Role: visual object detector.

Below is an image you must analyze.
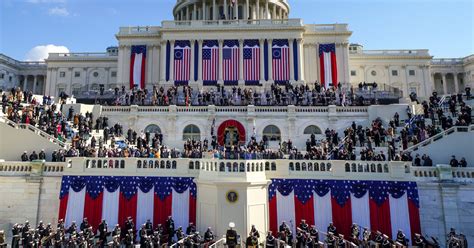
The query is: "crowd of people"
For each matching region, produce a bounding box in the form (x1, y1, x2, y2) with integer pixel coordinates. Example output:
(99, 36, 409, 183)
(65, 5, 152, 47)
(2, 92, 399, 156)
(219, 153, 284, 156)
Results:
(5, 218, 468, 248)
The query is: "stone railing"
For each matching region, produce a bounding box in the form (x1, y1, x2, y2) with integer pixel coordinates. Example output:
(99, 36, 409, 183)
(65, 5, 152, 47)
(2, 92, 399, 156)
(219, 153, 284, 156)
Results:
(403, 125, 474, 154)
(118, 26, 161, 35)
(0, 161, 64, 177)
(161, 19, 304, 29)
(352, 49, 430, 57)
(0, 54, 46, 67)
(0, 117, 69, 148)
(431, 58, 464, 65)
(48, 53, 116, 58)
(305, 24, 349, 33)
(411, 165, 474, 183)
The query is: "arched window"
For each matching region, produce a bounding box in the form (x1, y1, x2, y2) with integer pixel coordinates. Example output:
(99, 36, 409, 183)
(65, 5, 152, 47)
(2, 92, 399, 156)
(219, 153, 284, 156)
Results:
(304, 125, 322, 135)
(263, 125, 281, 141)
(183, 124, 201, 141)
(145, 124, 161, 135)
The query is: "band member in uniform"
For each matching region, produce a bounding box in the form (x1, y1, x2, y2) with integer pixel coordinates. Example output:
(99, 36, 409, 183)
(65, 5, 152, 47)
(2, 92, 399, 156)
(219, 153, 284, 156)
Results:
(57, 219, 65, 230)
(204, 227, 215, 245)
(80, 218, 90, 232)
(166, 216, 175, 244)
(112, 224, 121, 239)
(145, 219, 153, 236)
(246, 232, 259, 248)
(265, 231, 276, 248)
(279, 221, 290, 233)
(67, 221, 77, 238)
(125, 217, 135, 242)
(337, 234, 346, 248)
(250, 225, 260, 240)
(327, 222, 338, 236)
(98, 219, 108, 248)
(395, 229, 408, 246)
(299, 220, 309, 232)
(0, 230, 6, 248)
(124, 229, 134, 247)
(11, 223, 21, 248)
(226, 222, 238, 248)
(176, 227, 185, 242)
(374, 231, 383, 246)
(279, 223, 293, 246)
(325, 232, 336, 248)
(139, 225, 149, 248)
(362, 227, 371, 247)
(295, 230, 305, 248)
(305, 234, 315, 248)
(186, 222, 196, 235)
(413, 233, 426, 247)
(309, 225, 319, 244)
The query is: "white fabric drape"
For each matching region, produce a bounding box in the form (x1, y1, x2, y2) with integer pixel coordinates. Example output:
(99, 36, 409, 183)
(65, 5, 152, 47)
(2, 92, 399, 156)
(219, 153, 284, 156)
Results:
(102, 189, 119, 230)
(389, 194, 411, 240)
(313, 191, 332, 241)
(65, 187, 86, 230)
(350, 193, 371, 239)
(172, 188, 190, 231)
(133, 53, 143, 87)
(276, 190, 296, 234)
(136, 189, 154, 230)
(323, 52, 332, 88)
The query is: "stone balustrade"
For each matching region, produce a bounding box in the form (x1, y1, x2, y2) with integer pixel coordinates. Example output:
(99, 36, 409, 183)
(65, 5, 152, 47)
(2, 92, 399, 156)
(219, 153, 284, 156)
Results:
(2, 159, 472, 183)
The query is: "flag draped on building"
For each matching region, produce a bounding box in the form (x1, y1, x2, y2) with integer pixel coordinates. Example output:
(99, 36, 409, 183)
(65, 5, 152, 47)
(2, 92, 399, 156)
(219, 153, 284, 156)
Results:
(223, 40, 239, 85)
(272, 39, 290, 83)
(268, 179, 421, 244)
(58, 176, 196, 232)
(319, 43, 338, 89)
(243, 40, 260, 85)
(130, 45, 147, 89)
(202, 40, 219, 85)
(174, 41, 191, 84)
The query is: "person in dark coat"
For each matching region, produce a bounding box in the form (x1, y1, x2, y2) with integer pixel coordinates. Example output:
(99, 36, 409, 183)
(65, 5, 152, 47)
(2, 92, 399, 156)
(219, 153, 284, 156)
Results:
(225, 223, 238, 248)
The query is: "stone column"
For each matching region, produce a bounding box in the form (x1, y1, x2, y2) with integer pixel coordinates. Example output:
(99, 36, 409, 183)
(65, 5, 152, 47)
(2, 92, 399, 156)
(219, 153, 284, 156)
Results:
(442, 73, 448, 95)
(123, 45, 131, 89)
(45, 70, 51, 96)
(259, 39, 265, 84)
(190, 40, 196, 84)
(202, 0, 206, 20)
(213, 0, 217, 20)
(235, 0, 239, 19)
(245, 0, 249, 19)
(239, 39, 244, 85)
(23, 75, 28, 91)
(289, 39, 295, 83)
(267, 39, 273, 83)
(279, 6, 283, 19)
(117, 45, 124, 86)
(265, 0, 269, 19)
(272, 3, 276, 19)
(198, 40, 203, 83)
(160, 41, 167, 83)
(297, 38, 305, 83)
(224, 0, 227, 19)
(33, 75, 37, 93)
(256, 0, 260, 19)
(193, 3, 198, 20)
(170, 41, 175, 83)
(218, 39, 224, 84)
(454, 73, 459, 93)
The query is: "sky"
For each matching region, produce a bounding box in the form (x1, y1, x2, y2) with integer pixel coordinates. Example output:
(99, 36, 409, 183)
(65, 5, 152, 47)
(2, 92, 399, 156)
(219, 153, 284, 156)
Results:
(0, 0, 473, 61)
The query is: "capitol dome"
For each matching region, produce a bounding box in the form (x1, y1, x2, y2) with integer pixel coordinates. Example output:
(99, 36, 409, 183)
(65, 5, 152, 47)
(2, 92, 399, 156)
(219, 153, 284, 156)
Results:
(173, 0, 290, 21)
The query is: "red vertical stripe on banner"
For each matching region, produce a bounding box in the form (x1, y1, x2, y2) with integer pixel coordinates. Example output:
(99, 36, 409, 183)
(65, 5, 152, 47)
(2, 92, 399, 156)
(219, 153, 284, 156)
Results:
(189, 195, 197, 224)
(369, 199, 392, 238)
(130, 53, 136, 89)
(118, 194, 138, 231)
(269, 196, 278, 234)
(408, 200, 421, 243)
(58, 194, 68, 221)
(295, 195, 315, 227)
(331, 51, 338, 88)
(83, 192, 103, 232)
(319, 54, 325, 87)
(153, 195, 173, 228)
(331, 197, 352, 237)
(141, 54, 146, 89)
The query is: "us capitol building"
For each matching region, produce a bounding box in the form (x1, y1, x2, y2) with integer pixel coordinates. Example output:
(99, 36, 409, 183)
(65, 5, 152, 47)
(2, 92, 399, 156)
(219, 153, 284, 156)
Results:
(0, 0, 473, 247)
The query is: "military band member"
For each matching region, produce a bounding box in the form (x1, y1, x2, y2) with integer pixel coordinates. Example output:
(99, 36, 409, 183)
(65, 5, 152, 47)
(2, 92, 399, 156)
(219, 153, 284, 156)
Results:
(204, 227, 215, 243)
(279, 221, 290, 233)
(139, 225, 148, 248)
(299, 219, 309, 232)
(325, 232, 336, 248)
(98, 219, 108, 248)
(166, 216, 175, 244)
(413, 233, 426, 247)
(22, 221, 31, 242)
(246, 232, 258, 248)
(186, 222, 196, 235)
(0, 230, 6, 248)
(265, 231, 276, 248)
(226, 222, 238, 248)
(327, 222, 338, 236)
(337, 234, 346, 248)
(176, 226, 185, 241)
(124, 229, 134, 248)
(374, 231, 383, 245)
(250, 225, 260, 239)
(396, 229, 408, 246)
(11, 223, 21, 248)
(80, 218, 90, 232)
(381, 234, 393, 248)
(305, 234, 315, 248)
(112, 224, 121, 238)
(145, 219, 153, 236)
(295, 230, 305, 248)
(57, 219, 65, 230)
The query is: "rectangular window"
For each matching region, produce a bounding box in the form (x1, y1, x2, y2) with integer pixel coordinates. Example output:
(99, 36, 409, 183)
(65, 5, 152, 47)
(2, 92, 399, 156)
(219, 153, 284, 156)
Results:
(9, 76, 12, 82)
(391, 70, 398, 76)
(350, 70, 357, 76)
(111, 71, 117, 77)
(409, 70, 416, 76)
(59, 72, 66, 78)
(72, 86, 82, 96)
(74, 71, 81, 77)
(0, 74, 4, 79)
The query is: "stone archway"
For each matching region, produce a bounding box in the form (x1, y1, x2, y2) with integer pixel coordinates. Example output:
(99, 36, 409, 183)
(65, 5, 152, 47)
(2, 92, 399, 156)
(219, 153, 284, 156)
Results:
(217, 119, 246, 146)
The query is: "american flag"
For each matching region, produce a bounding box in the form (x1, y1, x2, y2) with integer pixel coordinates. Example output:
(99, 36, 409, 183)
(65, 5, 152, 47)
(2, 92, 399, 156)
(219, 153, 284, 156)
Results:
(243, 40, 260, 83)
(272, 39, 290, 82)
(223, 40, 239, 84)
(202, 40, 219, 83)
(174, 40, 191, 83)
